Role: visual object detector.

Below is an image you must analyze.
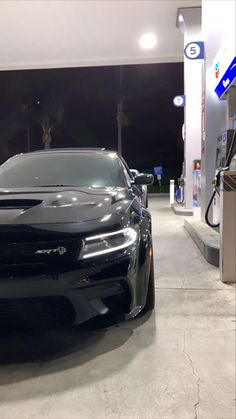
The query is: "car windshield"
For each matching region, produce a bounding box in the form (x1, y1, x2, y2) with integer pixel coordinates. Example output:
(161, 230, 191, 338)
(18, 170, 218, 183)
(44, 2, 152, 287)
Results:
(0, 152, 128, 188)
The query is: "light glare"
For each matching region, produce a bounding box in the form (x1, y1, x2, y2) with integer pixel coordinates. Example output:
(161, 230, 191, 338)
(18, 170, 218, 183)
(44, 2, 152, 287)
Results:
(139, 33, 157, 49)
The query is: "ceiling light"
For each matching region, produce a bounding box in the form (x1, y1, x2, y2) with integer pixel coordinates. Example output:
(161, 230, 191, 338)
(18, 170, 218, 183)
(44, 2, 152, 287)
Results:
(139, 33, 157, 49)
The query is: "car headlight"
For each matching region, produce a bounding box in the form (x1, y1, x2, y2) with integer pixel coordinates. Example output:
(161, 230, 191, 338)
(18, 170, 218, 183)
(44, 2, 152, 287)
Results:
(79, 227, 137, 260)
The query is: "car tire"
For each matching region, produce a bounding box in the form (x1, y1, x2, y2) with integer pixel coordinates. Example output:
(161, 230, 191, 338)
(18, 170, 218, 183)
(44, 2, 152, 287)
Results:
(142, 254, 155, 314)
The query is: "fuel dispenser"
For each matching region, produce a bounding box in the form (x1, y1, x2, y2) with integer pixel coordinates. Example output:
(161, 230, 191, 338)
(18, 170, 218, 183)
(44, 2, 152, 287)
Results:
(205, 130, 236, 228)
(193, 160, 201, 207)
(175, 177, 185, 204)
(175, 162, 185, 204)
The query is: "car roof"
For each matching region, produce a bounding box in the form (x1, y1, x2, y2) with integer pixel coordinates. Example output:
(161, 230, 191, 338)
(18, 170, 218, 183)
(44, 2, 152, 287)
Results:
(15, 148, 119, 157)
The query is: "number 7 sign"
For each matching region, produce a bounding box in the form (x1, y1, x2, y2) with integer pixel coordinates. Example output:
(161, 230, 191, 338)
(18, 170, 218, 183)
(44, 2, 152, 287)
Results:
(173, 95, 185, 107)
(184, 42, 204, 60)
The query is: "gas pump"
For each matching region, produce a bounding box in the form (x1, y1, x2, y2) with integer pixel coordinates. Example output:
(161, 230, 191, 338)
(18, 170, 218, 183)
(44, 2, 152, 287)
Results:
(205, 129, 236, 228)
(175, 161, 185, 204)
(193, 160, 201, 207)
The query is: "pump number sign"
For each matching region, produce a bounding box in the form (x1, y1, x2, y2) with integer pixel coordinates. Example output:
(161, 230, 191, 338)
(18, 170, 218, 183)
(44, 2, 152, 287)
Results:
(173, 95, 185, 107)
(184, 42, 204, 60)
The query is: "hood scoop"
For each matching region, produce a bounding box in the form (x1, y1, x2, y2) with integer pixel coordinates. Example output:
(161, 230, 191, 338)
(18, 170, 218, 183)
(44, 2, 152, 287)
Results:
(0, 199, 42, 210)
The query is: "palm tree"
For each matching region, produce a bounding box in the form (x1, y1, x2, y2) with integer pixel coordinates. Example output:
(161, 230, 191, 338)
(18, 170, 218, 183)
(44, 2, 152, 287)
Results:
(0, 70, 65, 153)
(36, 96, 64, 149)
(117, 66, 129, 155)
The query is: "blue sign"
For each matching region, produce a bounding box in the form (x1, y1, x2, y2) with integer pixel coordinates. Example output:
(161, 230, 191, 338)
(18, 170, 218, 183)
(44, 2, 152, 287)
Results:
(154, 166, 163, 176)
(184, 41, 204, 60)
(173, 95, 185, 107)
(215, 56, 236, 99)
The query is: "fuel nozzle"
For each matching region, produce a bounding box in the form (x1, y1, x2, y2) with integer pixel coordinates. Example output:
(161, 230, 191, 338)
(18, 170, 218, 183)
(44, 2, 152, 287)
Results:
(177, 177, 184, 187)
(213, 167, 229, 189)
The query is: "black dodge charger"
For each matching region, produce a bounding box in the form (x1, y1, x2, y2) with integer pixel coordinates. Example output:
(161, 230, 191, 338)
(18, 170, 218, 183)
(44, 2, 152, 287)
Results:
(0, 148, 154, 328)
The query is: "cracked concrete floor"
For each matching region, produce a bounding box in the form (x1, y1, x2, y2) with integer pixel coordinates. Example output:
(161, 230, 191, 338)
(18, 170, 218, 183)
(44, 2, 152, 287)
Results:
(0, 196, 235, 419)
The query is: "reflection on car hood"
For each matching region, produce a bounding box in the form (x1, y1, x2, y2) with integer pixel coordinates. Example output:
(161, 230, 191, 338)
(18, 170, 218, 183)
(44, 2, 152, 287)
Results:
(0, 187, 134, 225)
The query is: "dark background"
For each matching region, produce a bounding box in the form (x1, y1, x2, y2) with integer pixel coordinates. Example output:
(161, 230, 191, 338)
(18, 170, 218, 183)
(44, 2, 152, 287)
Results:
(0, 62, 184, 181)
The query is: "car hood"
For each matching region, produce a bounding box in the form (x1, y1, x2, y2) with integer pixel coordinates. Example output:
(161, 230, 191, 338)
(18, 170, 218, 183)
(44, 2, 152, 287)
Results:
(0, 187, 134, 225)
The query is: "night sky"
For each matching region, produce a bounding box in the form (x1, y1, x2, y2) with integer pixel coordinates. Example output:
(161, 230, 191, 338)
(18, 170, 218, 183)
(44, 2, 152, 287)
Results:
(0, 62, 184, 176)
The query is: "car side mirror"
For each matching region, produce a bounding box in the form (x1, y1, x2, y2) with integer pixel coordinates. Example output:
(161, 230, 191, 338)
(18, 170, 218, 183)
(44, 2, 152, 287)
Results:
(135, 173, 154, 185)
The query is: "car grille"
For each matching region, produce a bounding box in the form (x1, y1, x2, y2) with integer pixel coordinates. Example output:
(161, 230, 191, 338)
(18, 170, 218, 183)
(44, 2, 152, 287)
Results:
(0, 239, 80, 266)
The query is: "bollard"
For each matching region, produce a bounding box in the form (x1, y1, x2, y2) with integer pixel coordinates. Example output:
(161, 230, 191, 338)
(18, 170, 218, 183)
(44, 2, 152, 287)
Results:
(170, 180, 175, 206)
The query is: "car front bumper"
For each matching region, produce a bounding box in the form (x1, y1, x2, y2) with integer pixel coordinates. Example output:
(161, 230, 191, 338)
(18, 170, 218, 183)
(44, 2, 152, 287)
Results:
(0, 254, 141, 327)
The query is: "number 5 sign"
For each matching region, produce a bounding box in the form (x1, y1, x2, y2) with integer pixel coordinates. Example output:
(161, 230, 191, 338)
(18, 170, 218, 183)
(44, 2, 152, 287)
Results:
(184, 42, 204, 60)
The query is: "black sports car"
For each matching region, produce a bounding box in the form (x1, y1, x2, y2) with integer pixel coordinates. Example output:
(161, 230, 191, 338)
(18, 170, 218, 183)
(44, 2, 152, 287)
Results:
(0, 148, 154, 328)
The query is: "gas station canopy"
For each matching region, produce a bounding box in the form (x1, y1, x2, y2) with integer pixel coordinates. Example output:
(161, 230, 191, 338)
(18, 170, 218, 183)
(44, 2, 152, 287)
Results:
(0, 0, 200, 71)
